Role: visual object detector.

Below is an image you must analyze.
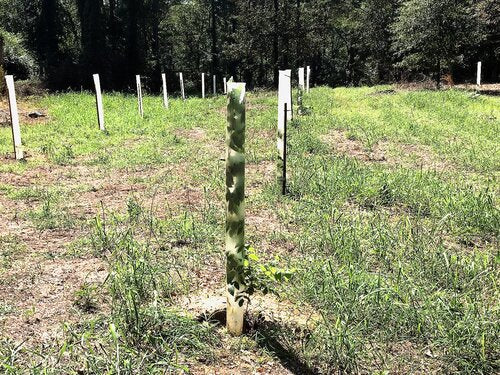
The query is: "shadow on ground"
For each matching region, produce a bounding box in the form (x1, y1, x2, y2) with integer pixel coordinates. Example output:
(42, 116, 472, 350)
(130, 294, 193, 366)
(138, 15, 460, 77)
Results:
(199, 309, 318, 374)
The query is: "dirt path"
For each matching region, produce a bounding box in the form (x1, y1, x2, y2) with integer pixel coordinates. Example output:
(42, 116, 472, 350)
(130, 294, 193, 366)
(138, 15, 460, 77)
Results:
(453, 83, 500, 95)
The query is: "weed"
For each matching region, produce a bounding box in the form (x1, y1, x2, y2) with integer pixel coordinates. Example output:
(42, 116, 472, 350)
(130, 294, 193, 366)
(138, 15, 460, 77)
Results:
(0, 235, 24, 271)
(74, 282, 100, 313)
(27, 190, 75, 230)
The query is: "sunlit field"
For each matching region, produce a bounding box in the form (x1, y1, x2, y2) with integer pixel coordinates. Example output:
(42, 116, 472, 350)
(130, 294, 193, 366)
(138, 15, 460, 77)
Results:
(0, 86, 498, 373)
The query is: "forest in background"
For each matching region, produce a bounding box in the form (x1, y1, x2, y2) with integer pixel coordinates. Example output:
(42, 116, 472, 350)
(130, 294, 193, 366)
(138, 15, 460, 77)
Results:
(0, 0, 499, 92)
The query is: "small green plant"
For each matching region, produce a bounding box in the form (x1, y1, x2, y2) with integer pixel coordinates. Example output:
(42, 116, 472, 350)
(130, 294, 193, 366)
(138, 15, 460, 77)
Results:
(297, 88, 311, 116)
(73, 282, 100, 313)
(0, 302, 14, 317)
(243, 246, 295, 297)
(126, 196, 143, 222)
(52, 143, 75, 165)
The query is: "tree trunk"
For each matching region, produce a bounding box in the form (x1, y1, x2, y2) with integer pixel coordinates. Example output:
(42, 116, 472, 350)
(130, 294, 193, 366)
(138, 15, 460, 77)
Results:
(435, 59, 441, 89)
(151, 0, 161, 91)
(283, 0, 289, 68)
(211, 0, 219, 76)
(107, 0, 119, 88)
(126, 0, 140, 82)
(272, 0, 279, 86)
(0, 35, 5, 94)
(296, 0, 301, 66)
(78, 0, 104, 88)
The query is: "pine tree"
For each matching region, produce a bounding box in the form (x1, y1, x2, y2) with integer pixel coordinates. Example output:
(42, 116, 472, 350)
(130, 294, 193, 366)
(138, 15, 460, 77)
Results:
(77, 0, 106, 86)
(0, 34, 4, 94)
(392, 0, 479, 86)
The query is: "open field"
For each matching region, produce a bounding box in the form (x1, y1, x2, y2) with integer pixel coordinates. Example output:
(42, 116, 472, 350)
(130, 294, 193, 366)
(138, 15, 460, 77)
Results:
(0, 86, 499, 373)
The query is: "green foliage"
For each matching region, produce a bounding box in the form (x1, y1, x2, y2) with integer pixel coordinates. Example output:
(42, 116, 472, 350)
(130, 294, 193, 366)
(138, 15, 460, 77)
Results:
(80, 203, 218, 372)
(40, 141, 76, 165)
(0, 33, 4, 94)
(392, 0, 480, 84)
(0, 30, 37, 79)
(243, 246, 295, 297)
(0, 65, 4, 94)
(1, 0, 498, 89)
(0, 235, 24, 272)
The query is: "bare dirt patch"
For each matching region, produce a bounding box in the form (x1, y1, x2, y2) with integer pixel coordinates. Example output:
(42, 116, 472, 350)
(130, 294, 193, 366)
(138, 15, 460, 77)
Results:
(453, 83, 500, 96)
(0, 159, 211, 347)
(247, 128, 275, 141)
(0, 161, 207, 218)
(322, 129, 456, 172)
(181, 292, 319, 375)
(0, 223, 106, 346)
(1, 256, 107, 346)
(183, 292, 318, 332)
(247, 160, 275, 193)
(0, 99, 49, 127)
(247, 103, 271, 112)
(394, 81, 439, 91)
(247, 209, 280, 237)
(174, 127, 206, 141)
(322, 130, 386, 163)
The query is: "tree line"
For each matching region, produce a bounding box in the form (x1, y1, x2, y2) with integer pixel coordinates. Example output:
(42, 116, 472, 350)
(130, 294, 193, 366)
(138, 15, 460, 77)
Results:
(0, 0, 498, 92)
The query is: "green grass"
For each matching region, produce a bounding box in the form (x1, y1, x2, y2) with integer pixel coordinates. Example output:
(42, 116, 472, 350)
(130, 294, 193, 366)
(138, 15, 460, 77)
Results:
(0, 86, 498, 373)
(318, 87, 499, 173)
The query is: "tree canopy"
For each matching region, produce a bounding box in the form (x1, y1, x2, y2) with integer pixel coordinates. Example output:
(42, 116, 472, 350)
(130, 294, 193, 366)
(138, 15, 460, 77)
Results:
(0, 0, 498, 91)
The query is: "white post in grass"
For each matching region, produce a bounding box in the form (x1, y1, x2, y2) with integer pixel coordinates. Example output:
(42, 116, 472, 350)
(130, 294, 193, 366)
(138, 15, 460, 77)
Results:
(280, 70, 293, 120)
(223, 77, 227, 94)
(162, 73, 169, 108)
(213, 75, 216, 95)
(5, 75, 23, 160)
(298, 67, 305, 114)
(298, 67, 305, 91)
(202, 73, 205, 98)
(136, 75, 143, 117)
(306, 66, 311, 93)
(180, 72, 185, 100)
(93, 74, 105, 131)
(278, 70, 292, 156)
(477, 62, 482, 87)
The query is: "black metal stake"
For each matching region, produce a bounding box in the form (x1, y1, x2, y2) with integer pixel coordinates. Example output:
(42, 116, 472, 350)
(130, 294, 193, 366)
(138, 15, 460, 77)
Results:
(282, 102, 287, 195)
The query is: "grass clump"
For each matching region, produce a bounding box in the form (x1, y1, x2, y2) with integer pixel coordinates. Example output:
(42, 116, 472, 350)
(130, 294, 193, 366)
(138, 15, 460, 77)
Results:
(26, 190, 75, 230)
(0, 204, 219, 373)
(96, 204, 219, 372)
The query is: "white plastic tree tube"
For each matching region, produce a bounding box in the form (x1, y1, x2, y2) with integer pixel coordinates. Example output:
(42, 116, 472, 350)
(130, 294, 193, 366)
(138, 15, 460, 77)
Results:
(93, 74, 105, 130)
(5, 75, 24, 160)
